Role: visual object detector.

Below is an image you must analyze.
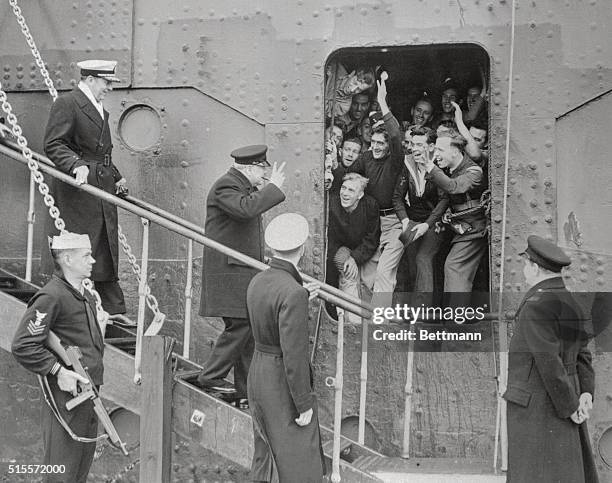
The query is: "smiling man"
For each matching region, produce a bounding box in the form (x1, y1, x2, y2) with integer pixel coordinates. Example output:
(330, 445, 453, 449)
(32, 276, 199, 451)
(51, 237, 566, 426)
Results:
(393, 127, 446, 304)
(43, 60, 128, 316)
(423, 131, 487, 298)
(327, 173, 380, 321)
(198, 145, 286, 402)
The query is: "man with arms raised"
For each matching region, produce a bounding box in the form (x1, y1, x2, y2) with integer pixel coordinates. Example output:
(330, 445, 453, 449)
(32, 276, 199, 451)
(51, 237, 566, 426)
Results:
(350, 73, 405, 308)
(422, 131, 487, 297)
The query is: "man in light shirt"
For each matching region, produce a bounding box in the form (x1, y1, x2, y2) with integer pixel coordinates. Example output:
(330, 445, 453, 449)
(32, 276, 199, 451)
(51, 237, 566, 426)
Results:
(43, 60, 129, 316)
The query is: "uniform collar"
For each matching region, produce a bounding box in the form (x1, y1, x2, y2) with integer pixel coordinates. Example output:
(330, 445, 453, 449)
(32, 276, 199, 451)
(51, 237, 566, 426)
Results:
(525, 276, 565, 298)
(78, 81, 104, 118)
(52, 273, 87, 300)
(269, 257, 303, 284)
(228, 166, 255, 190)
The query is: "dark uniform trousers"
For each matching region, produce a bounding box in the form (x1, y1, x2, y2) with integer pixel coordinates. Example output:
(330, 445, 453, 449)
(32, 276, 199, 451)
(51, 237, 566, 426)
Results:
(199, 316, 254, 398)
(41, 379, 98, 483)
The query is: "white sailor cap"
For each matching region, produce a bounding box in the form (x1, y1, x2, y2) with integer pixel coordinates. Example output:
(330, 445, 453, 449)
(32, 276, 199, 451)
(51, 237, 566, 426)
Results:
(265, 213, 309, 251)
(77, 59, 121, 82)
(49, 232, 92, 250)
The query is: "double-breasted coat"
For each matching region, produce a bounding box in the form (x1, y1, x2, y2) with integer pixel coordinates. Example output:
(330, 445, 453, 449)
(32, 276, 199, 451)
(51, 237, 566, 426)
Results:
(246, 258, 325, 482)
(199, 167, 285, 319)
(503, 277, 598, 483)
(43, 88, 123, 281)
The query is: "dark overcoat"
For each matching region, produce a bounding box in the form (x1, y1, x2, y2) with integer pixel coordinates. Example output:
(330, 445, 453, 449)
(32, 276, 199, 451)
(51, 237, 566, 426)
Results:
(43, 88, 123, 281)
(199, 167, 285, 319)
(246, 258, 324, 482)
(503, 277, 598, 483)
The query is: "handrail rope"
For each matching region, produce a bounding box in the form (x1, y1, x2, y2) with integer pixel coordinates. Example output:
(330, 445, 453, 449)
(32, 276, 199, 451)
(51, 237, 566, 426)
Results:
(8, 0, 164, 322)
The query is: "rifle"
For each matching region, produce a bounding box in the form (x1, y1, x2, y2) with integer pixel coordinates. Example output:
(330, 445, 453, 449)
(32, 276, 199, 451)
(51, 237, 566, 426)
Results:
(46, 331, 129, 456)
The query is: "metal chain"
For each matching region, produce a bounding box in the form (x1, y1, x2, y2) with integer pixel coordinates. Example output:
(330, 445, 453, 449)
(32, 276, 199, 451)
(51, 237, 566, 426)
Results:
(8, 0, 165, 323)
(8, 0, 58, 100)
(118, 225, 161, 315)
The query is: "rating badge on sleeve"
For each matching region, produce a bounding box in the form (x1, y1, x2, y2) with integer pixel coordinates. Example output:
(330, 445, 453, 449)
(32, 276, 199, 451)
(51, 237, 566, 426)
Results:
(27, 310, 47, 336)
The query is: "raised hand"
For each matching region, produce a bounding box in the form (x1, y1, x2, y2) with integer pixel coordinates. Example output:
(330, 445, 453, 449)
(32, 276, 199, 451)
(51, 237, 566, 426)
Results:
(268, 161, 287, 190)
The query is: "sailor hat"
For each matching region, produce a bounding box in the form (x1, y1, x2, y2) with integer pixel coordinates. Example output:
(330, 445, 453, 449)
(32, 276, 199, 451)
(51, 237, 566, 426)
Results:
(520, 235, 571, 273)
(265, 213, 309, 252)
(230, 144, 270, 167)
(77, 59, 121, 82)
(50, 232, 92, 250)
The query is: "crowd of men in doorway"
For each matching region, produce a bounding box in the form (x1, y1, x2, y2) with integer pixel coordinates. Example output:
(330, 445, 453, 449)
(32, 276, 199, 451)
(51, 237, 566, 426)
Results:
(324, 69, 490, 319)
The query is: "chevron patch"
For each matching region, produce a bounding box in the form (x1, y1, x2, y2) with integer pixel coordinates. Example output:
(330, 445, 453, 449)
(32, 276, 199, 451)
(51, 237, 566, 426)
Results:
(27, 310, 47, 336)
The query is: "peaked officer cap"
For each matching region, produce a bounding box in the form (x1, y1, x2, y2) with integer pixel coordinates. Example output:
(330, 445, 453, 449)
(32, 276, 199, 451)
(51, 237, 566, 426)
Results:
(230, 144, 270, 166)
(520, 235, 571, 273)
(265, 213, 309, 252)
(77, 59, 121, 82)
(50, 232, 92, 250)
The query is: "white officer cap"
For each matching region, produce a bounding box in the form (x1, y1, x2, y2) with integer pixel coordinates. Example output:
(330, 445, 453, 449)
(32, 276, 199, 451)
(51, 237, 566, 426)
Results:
(265, 213, 309, 251)
(50, 232, 92, 250)
(77, 59, 121, 82)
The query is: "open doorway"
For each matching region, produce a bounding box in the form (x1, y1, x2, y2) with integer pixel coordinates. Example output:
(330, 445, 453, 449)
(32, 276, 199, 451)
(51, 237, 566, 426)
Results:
(324, 43, 491, 318)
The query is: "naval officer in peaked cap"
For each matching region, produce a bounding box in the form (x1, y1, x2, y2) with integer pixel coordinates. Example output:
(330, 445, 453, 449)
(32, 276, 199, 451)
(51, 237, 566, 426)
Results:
(197, 144, 287, 400)
(503, 235, 598, 482)
(43, 59, 129, 317)
(246, 213, 325, 482)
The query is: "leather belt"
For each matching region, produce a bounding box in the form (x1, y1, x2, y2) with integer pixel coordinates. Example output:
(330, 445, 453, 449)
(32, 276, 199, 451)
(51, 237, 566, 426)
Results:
(81, 152, 112, 166)
(451, 200, 481, 213)
(379, 207, 395, 216)
(255, 342, 282, 356)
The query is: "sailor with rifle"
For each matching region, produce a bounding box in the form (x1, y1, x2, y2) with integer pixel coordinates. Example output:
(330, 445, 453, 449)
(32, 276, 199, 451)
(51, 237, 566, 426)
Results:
(12, 232, 127, 483)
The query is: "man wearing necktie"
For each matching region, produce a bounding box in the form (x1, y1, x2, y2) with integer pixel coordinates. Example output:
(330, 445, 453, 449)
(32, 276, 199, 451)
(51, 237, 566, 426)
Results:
(43, 60, 128, 315)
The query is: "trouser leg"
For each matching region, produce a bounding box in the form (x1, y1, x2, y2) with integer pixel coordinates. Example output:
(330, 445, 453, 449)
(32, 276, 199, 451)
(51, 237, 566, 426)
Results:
(93, 280, 126, 315)
(414, 229, 444, 305)
(339, 268, 361, 323)
(42, 379, 98, 483)
(372, 215, 405, 308)
(444, 238, 487, 309)
(199, 317, 252, 396)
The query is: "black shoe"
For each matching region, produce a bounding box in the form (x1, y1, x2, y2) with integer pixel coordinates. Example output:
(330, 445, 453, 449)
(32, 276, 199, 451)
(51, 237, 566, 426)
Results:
(197, 377, 237, 394)
(235, 398, 249, 410)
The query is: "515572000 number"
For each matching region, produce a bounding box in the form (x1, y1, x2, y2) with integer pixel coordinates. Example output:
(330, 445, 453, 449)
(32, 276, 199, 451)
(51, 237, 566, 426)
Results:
(8, 464, 66, 474)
